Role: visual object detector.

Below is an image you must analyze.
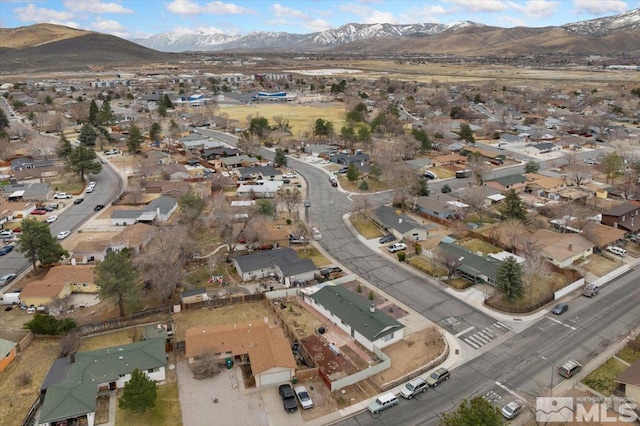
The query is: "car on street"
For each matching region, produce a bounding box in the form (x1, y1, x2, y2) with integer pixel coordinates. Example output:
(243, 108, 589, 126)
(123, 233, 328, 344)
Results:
(85, 186, 94, 193)
(294, 386, 314, 409)
(94, 204, 105, 211)
(425, 367, 450, 387)
(379, 234, 396, 244)
(57, 231, 71, 240)
(46, 215, 58, 223)
(582, 283, 599, 297)
(278, 384, 298, 413)
(551, 303, 568, 315)
(0, 273, 17, 286)
(387, 242, 407, 253)
(501, 401, 524, 419)
(43, 205, 55, 212)
(73, 198, 84, 205)
(31, 209, 47, 215)
(0, 245, 15, 256)
(400, 377, 428, 399)
(367, 392, 399, 414)
(53, 192, 72, 199)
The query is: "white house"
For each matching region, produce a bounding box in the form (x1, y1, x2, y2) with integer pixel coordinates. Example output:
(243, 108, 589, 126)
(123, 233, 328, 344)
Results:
(233, 248, 317, 286)
(110, 196, 178, 225)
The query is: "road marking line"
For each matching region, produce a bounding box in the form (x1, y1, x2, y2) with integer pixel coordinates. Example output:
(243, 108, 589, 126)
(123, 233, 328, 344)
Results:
(468, 335, 486, 345)
(496, 321, 511, 330)
(495, 381, 528, 402)
(464, 338, 480, 349)
(454, 326, 475, 338)
(547, 317, 577, 331)
(482, 328, 495, 338)
(475, 334, 491, 344)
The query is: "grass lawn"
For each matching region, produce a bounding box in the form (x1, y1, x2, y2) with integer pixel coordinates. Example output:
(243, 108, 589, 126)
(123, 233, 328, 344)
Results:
(407, 257, 447, 276)
(295, 246, 331, 267)
(116, 383, 182, 426)
(582, 358, 627, 396)
(461, 239, 501, 254)
(617, 344, 640, 364)
(79, 329, 134, 352)
(486, 273, 565, 313)
(444, 277, 473, 290)
(350, 216, 383, 239)
(339, 177, 389, 193)
(46, 175, 86, 195)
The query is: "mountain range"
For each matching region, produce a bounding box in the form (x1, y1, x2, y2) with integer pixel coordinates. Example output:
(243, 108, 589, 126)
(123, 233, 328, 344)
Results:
(130, 8, 640, 53)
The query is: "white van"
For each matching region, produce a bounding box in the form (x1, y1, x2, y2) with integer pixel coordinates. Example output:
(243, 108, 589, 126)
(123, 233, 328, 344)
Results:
(367, 392, 399, 414)
(607, 246, 627, 257)
(0, 291, 21, 305)
(1, 230, 14, 240)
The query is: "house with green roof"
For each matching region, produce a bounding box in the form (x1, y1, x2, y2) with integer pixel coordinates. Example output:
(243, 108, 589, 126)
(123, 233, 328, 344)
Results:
(305, 285, 404, 351)
(437, 241, 502, 285)
(38, 338, 167, 426)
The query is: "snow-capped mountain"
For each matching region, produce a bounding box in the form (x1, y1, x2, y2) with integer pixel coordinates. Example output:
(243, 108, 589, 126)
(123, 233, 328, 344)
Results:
(130, 9, 638, 52)
(562, 8, 640, 36)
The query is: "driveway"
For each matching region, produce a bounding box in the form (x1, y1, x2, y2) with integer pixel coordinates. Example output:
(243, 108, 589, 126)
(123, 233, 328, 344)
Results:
(177, 357, 301, 426)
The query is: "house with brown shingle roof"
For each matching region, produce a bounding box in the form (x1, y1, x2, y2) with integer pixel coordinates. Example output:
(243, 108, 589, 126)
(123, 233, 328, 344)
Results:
(614, 358, 640, 407)
(111, 223, 156, 253)
(601, 202, 640, 234)
(71, 240, 111, 262)
(20, 265, 96, 307)
(531, 229, 593, 268)
(185, 321, 296, 387)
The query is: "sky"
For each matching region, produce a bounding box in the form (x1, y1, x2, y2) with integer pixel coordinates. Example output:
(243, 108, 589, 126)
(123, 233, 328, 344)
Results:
(0, 0, 638, 39)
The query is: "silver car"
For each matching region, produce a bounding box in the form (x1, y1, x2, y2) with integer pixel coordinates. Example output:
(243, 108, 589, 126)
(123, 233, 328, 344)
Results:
(501, 401, 523, 419)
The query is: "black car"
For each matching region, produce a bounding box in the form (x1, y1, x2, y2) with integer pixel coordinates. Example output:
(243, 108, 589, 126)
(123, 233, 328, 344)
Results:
(278, 384, 298, 413)
(94, 204, 105, 211)
(74, 198, 84, 205)
(552, 303, 568, 315)
(379, 234, 396, 244)
(0, 245, 15, 256)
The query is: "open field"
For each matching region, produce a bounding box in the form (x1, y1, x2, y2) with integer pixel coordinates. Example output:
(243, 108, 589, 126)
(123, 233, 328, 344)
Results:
(0, 337, 61, 426)
(115, 383, 182, 426)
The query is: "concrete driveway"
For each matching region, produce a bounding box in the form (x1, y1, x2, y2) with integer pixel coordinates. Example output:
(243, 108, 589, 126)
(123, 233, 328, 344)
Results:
(176, 357, 302, 426)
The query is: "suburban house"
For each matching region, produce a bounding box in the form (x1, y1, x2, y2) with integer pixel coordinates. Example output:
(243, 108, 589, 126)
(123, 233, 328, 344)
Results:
(525, 173, 566, 196)
(202, 146, 239, 160)
(432, 153, 466, 167)
(614, 358, 640, 407)
(185, 321, 296, 387)
(10, 157, 56, 171)
(531, 229, 593, 268)
(110, 196, 178, 225)
(374, 205, 434, 241)
(180, 287, 210, 305)
(303, 284, 404, 351)
(414, 194, 467, 219)
(330, 152, 370, 166)
(38, 338, 167, 426)
(220, 155, 260, 169)
(530, 142, 561, 153)
(0, 200, 36, 218)
(485, 174, 527, 194)
(456, 186, 503, 208)
(20, 265, 97, 308)
(13, 165, 59, 182)
(552, 218, 626, 249)
(237, 165, 283, 181)
(437, 240, 502, 285)
(71, 239, 111, 263)
(3, 183, 53, 202)
(233, 248, 317, 286)
(236, 180, 283, 198)
(144, 149, 171, 165)
(162, 163, 190, 181)
(601, 203, 640, 234)
(0, 338, 18, 373)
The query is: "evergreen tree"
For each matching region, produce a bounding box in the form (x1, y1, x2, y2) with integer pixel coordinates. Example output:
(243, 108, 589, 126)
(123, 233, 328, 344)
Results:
(459, 123, 475, 144)
(0, 108, 9, 138)
(369, 163, 383, 181)
(340, 125, 356, 147)
(499, 189, 527, 221)
(149, 122, 162, 142)
(313, 118, 334, 139)
(413, 129, 432, 152)
(274, 148, 287, 168)
(56, 133, 73, 159)
(411, 176, 430, 197)
(248, 117, 271, 139)
(524, 160, 540, 173)
(441, 397, 502, 426)
(346, 163, 359, 182)
(127, 123, 143, 153)
(65, 145, 102, 179)
(88, 99, 99, 125)
(118, 369, 158, 414)
(496, 257, 524, 302)
(98, 100, 116, 125)
(96, 250, 139, 317)
(78, 123, 98, 146)
(16, 218, 69, 270)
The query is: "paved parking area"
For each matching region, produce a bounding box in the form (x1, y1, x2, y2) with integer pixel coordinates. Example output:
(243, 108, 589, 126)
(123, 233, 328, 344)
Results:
(176, 357, 302, 426)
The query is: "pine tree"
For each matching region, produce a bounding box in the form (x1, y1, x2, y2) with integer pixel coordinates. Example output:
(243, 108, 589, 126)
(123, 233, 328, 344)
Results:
(65, 146, 102, 179)
(496, 257, 524, 302)
(459, 123, 475, 144)
(149, 122, 162, 142)
(98, 100, 116, 125)
(56, 133, 73, 159)
(274, 148, 287, 168)
(88, 100, 99, 125)
(346, 163, 359, 182)
(118, 369, 157, 414)
(95, 250, 139, 317)
(127, 123, 143, 153)
(78, 123, 98, 146)
(499, 189, 527, 221)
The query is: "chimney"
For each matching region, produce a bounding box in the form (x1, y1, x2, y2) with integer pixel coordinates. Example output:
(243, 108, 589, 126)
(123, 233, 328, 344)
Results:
(370, 304, 375, 313)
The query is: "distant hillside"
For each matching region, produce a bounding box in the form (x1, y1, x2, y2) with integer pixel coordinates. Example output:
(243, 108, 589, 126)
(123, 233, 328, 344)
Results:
(0, 25, 178, 73)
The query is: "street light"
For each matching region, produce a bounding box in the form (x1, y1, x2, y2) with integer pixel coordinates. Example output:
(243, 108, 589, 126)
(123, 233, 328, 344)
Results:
(539, 355, 554, 397)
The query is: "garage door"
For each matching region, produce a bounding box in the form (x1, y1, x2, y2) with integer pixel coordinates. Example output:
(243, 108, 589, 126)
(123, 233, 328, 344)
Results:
(258, 370, 291, 387)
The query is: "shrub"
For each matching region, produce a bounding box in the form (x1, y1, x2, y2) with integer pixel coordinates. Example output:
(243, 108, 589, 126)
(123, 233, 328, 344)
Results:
(15, 372, 32, 388)
(397, 252, 407, 262)
(24, 314, 76, 335)
(358, 180, 369, 190)
(191, 354, 222, 380)
(286, 219, 292, 225)
(414, 243, 422, 255)
(357, 284, 362, 293)
(368, 291, 375, 301)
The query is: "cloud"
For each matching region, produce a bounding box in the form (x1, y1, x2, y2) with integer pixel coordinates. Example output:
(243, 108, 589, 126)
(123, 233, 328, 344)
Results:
(502, 16, 527, 26)
(399, 5, 448, 23)
(13, 3, 79, 26)
(444, 0, 508, 13)
(340, 3, 400, 24)
(271, 3, 308, 20)
(509, 0, 559, 18)
(90, 17, 129, 37)
(62, 0, 133, 14)
(166, 0, 255, 15)
(303, 18, 333, 32)
(172, 25, 226, 35)
(572, 0, 628, 15)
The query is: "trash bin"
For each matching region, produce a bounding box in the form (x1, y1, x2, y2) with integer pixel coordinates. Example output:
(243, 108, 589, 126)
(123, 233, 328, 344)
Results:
(225, 358, 233, 369)
(292, 377, 298, 384)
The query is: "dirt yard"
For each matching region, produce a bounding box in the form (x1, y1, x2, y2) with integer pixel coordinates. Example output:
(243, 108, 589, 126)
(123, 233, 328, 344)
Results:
(78, 328, 136, 352)
(580, 253, 621, 277)
(371, 327, 446, 388)
(0, 337, 62, 426)
(173, 301, 274, 341)
(276, 299, 326, 339)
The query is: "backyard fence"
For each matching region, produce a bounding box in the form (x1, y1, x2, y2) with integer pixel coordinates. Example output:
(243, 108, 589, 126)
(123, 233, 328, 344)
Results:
(329, 345, 390, 392)
(78, 306, 170, 336)
(181, 293, 264, 310)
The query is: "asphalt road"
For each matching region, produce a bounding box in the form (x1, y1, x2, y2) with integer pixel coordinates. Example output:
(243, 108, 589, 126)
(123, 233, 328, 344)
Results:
(0, 161, 123, 286)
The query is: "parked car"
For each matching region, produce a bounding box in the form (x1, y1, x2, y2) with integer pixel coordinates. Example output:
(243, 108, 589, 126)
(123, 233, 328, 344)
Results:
(31, 209, 47, 215)
(57, 230, 71, 240)
(387, 242, 407, 253)
(94, 204, 105, 211)
(367, 392, 398, 414)
(551, 303, 568, 315)
(46, 215, 58, 223)
(278, 384, 298, 413)
(0, 273, 17, 286)
(53, 192, 72, 199)
(43, 205, 55, 212)
(85, 186, 94, 193)
(294, 386, 314, 409)
(73, 198, 84, 205)
(400, 377, 428, 399)
(1, 230, 14, 240)
(558, 359, 582, 378)
(582, 284, 599, 297)
(425, 368, 450, 387)
(329, 176, 338, 187)
(379, 234, 396, 244)
(0, 245, 15, 256)
(423, 170, 437, 180)
(501, 401, 524, 419)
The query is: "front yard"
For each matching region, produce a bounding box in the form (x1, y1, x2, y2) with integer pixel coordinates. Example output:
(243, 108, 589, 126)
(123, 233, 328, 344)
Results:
(116, 383, 182, 426)
(349, 215, 383, 239)
(581, 358, 627, 396)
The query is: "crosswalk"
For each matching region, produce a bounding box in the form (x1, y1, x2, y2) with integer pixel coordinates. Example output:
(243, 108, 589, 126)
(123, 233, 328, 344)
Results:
(454, 322, 511, 349)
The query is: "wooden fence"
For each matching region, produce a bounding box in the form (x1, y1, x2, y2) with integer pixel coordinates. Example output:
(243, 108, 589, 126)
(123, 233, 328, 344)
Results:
(78, 306, 170, 336)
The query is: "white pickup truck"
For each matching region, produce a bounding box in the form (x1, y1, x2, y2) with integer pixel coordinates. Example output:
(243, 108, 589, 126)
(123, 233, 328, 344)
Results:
(53, 192, 73, 199)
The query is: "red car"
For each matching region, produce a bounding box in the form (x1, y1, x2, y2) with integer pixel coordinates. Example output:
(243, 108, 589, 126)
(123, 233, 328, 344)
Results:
(31, 209, 47, 215)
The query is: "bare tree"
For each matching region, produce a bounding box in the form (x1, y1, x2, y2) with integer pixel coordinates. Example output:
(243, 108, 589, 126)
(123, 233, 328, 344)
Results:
(502, 219, 526, 252)
(565, 154, 590, 187)
(466, 152, 489, 185)
(384, 163, 415, 208)
(352, 195, 374, 221)
(191, 354, 222, 379)
(433, 246, 464, 279)
(59, 330, 81, 357)
(277, 187, 301, 219)
(209, 194, 255, 260)
(127, 176, 145, 206)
